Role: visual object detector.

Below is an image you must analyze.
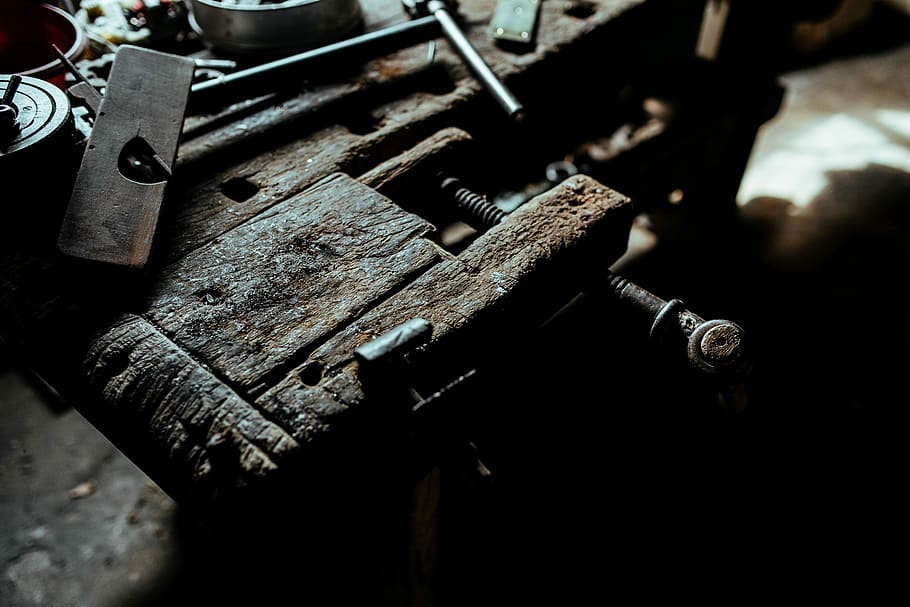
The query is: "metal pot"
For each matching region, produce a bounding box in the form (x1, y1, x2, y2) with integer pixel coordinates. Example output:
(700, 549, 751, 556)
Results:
(0, 1, 87, 90)
(186, 0, 364, 55)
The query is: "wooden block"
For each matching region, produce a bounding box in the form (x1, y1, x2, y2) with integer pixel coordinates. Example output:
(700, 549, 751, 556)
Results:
(145, 172, 442, 394)
(57, 45, 195, 270)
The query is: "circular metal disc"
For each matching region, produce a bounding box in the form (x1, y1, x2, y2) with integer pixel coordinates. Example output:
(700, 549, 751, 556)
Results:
(0, 75, 72, 157)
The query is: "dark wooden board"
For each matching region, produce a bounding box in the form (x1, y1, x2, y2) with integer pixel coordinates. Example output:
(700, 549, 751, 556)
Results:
(166, 0, 700, 261)
(82, 174, 632, 510)
(0, 0, 712, 472)
(145, 173, 442, 395)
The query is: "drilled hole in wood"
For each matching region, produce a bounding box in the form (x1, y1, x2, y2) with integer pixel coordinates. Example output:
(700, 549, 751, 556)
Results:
(298, 362, 324, 386)
(194, 288, 222, 305)
(220, 177, 259, 202)
(342, 111, 382, 136)
(565, 0, 597, 19)
(103, 349, 131, 380)
(416, 67, 457, 95)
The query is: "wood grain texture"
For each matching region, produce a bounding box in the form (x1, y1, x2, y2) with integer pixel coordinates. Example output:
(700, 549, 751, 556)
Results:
(83, 314, 300, 491)
(164, 0, 674, 262)
(256, 175, 633, 436)
(359, 126, 475, 199)
(77, 175, 632, 510)
(166, 84, 469, 263)
(146, 173, 443, 394)
(0, 3, 751, 602)
(0, 0, 703, 539)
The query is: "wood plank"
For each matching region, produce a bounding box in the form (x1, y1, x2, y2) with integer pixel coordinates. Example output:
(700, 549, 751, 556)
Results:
(359, 126, 475, 199)
(80, 175, 632, 500)
(162, 0, 690, 262)
(82, 314, 300, 496)
(145, 173, 443, 394)
(167, 78, 472, 260)
(256, 175, 634, 432)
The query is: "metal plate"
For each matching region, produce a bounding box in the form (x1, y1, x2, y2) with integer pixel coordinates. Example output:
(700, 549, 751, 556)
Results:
(488, 0, 540, 44)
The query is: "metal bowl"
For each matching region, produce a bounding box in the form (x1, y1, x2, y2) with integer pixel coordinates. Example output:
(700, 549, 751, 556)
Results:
(186, 0, 364, 55)
(0, 2, 87, 90)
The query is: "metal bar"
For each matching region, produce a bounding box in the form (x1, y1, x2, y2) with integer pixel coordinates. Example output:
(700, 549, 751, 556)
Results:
(188, 16, 441, 113)
(427, 0, 524, 121)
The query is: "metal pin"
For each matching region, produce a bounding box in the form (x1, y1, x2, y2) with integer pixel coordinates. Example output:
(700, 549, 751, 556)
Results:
(1, 74, 21, 106)
(404, 0, 526, 122)
(0, 75, 22, 144)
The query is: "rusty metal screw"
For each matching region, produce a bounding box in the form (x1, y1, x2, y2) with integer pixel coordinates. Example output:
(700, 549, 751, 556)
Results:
(603, 270, 752, 387)
(688, 319, 747, 377)
(439, 175, 509, 230)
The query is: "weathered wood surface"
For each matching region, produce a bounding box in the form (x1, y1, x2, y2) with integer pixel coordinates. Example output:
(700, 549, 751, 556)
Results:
(359, 126, 476, 200)
(254, 173, 633, 430)
(146, 173, 443, 395)
(0, 0, 706, 543)
(84, 174, 632, 510)
(167, 0, 702, 262)
(83, 313, 299, 486)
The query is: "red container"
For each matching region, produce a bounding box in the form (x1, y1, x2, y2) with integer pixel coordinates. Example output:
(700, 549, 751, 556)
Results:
(0, 1, 87, 90)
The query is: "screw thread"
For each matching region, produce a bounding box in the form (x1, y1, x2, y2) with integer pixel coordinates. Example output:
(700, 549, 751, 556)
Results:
(440, 176, 508, 230)
(606, 271, 630, 296)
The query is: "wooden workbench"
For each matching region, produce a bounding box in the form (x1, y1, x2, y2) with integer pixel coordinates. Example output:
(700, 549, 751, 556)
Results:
(1, 1, 717, 603)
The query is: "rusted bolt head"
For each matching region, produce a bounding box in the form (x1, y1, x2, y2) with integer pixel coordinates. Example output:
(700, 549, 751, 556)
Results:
(700, 322, 743, 366)
(687, 319, 750, 379)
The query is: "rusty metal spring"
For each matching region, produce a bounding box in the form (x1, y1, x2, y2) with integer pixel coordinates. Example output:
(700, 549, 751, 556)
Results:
(439, 176, 508, 230)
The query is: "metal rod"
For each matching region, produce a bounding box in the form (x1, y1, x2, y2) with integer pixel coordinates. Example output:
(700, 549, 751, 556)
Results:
(427, 0, 525, 122)
(189, 16, 441, 113)
(51, 44, 93, 89)
(1, 74, 21, 106)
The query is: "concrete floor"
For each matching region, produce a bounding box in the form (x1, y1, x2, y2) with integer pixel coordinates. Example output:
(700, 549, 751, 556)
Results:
(3, 7, 910, 605)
